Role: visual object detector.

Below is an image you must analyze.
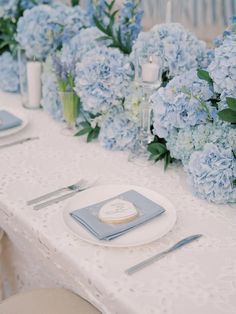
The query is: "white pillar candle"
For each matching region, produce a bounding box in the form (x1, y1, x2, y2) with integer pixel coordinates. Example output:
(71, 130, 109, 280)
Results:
(26, 61, 42, 109)
(166, 0, 172, 24)
(141, 57, 159, 83)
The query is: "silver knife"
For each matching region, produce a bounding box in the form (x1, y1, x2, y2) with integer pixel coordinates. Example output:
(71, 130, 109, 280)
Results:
(125, 234, 203, 275)
(0, 136, 39, 149)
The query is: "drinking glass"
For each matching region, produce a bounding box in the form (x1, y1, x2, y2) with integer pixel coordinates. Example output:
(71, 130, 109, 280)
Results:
(59, 91, 78, 132)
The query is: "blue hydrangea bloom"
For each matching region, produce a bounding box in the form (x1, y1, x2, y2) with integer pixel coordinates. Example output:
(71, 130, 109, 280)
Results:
(41, 57, 62, 120)
(208, 39, 236, 94)
(16, 5, 64, 61)
(0, 0, 18, 18)
(186, 143, 236, 204)
(16, 4, 89, 61)
(19, 0, 52, 10)
(133, 23, 208, 78)
(0, 52, 19, 93)
(214, 16, 236, 47)
(60, 27, 110, 69)
(99, 106, 139, 151)
(75, 46, 133, 115)
(41, 72, 62, 120)
(166, 121, 236, 164)
(60, 5, 90, 44)
(151, 69, 215, 138)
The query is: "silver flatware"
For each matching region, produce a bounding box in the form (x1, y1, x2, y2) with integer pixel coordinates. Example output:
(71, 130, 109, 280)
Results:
(33, 180, 95, 210)
(27, 179, 87, 205)
(125, 234, 203, 275)
(0, 136, 39, 149)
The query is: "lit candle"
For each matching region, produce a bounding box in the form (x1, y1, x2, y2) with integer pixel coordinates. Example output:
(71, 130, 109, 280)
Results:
(166, 0, 172, 24)
(26, 61, 42, 109)
(141, 56, 159, 83)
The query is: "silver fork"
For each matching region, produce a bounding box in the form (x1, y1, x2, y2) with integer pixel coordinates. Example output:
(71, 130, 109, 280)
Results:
(32, 179, 94, 210)
(27, 179, 87, 205)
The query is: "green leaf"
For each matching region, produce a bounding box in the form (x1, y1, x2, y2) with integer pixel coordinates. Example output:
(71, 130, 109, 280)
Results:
(71, 0, 79, 6)
(226, 97, 236, 112)
(111, 9, 119, 20)
(80, 121, 90, 128)
(107, 0, 115, 11)
(108, 43, 120, 49)
(87, 126, 100, 142)
(197, 69, 213, 84)
(155, 143, 167, 153)
(96, 35, 111, 42)
(147, 144, 159, 155)
(148, 142, 167, 155)
(149, 154, 158, 161)
(104, 11, 111, 19)
(148, 137, 174, 170)
(75, 128, 91, 136)
(164, 153, 171, 171)
(233, 179, 236, 186)
(93, 16, 108, 34)
(218, 109, 236, 123)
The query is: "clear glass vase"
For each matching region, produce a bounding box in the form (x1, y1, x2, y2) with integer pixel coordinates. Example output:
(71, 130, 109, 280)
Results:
(59, 91, 78, 132)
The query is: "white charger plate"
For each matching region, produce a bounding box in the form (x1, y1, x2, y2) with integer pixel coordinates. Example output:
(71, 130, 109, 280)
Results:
(63, 185, 177, 248)
(0, 108, 28, 138)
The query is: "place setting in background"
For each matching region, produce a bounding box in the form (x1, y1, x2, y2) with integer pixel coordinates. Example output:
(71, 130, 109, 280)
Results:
(0, 107, 39, 149)
(0, 108, 27, 138)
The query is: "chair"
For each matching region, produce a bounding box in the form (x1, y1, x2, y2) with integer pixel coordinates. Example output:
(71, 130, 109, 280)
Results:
(0, 229, 4, 301)
(0, 288, 101, 314)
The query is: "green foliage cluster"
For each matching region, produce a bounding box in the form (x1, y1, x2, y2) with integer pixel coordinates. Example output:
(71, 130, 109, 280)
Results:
(94, 0, 132, 54)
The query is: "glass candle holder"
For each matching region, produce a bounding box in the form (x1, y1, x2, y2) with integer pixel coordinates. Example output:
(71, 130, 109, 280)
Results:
(59, 91, 78, 131)
(18, 48, 42, 109)
(129, 85, 154, 166)
(135, 51, 163, 88)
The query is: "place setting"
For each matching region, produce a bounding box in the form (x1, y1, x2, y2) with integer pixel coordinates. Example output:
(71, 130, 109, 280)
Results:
(27, 179, 203, 276)
(27, 181, 177, 247)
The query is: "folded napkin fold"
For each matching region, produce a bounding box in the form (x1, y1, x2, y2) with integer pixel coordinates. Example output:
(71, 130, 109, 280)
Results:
(70, 190, 165, 241)
(0, 110, 22, 131)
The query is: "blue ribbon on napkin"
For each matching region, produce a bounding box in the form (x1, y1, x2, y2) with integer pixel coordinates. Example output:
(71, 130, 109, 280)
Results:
(70, 190, 165, 241)
(0, 110, 22, 131)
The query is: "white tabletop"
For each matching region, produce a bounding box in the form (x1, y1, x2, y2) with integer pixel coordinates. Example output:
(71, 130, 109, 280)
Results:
(0, 92, 236, 314)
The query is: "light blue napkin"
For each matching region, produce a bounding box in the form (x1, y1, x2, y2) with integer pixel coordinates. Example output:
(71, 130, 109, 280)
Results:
(0, 110, 22, 131)
(70, 190, 165, 241)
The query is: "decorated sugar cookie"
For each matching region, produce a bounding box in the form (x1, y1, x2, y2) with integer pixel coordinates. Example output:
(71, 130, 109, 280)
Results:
(98, 198, 138, 224)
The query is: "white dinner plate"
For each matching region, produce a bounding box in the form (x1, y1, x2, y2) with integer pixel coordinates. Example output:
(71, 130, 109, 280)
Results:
(63, 185, 177, 248)
(0, 108, 28, 138)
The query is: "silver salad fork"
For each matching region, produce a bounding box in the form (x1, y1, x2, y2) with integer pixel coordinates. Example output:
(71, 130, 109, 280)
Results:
(27, 179, 88, 206)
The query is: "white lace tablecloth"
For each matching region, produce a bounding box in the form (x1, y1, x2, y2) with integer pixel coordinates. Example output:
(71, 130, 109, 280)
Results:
(0, 92, 236, 314)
